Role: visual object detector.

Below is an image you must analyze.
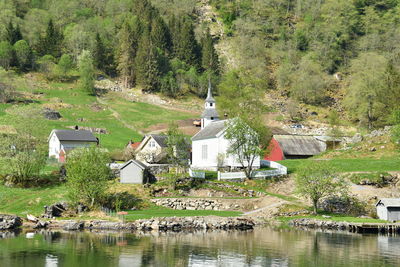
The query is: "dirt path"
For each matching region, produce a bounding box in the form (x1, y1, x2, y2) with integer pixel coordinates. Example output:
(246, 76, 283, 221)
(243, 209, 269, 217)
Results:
(243, 199, 288, 216)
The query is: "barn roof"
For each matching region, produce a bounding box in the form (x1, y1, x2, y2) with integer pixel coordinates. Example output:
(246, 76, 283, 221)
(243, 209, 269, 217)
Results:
(273, 135, 325, 156)
(192, 120, 227, 141)
(51, 129, 98, 142)
(120, 159, 147, 170)
(376, 198, 400, 207)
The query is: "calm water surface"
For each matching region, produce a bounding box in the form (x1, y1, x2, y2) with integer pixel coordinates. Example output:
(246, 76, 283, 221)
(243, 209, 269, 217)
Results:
(0, 227, 399, 267)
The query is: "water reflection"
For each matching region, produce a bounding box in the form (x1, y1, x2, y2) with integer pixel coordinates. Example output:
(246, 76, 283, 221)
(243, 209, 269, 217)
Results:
(0, 228, 399, 266)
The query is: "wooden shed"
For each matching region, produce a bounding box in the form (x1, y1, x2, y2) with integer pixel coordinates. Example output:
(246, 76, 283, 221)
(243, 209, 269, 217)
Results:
(376, 199, 400, 222)
(268, 135, 326, 159)
(120, 160, 148, 184)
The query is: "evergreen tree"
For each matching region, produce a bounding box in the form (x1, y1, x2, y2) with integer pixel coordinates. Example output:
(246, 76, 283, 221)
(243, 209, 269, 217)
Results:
(201, 29, 219, 73)
(93, 33, 115, 75)
(172, 17, 200, 66)
(116, 17, 141, 88)
(135, 32, 162, 92)
(150, 15, 171, 53)
(37, 19, 63, 58)
(0, 41, 13, 70)
(6, 21, 23, 45)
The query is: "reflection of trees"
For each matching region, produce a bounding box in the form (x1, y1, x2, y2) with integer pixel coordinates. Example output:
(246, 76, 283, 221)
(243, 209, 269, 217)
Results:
(0, 229, 399, 266)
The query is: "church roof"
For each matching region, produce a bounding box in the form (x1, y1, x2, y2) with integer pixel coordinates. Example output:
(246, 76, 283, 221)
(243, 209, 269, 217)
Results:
(205, 80, 216, 103)
(192, 120, 227, 141)
(201, 108, 219, 119)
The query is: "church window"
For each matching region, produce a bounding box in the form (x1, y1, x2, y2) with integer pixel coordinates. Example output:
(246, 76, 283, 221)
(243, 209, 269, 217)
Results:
(210, 103, 213, 107)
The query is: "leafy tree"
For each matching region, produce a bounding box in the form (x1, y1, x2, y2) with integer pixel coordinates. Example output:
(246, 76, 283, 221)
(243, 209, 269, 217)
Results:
(56, 54, 73, 79)
(0, 41, 13, 70)
(225, 117, 264, 179)
(13, 40, 31, 71)
(344, 52, 388, 129)
(390, 109, 400, 145)
(295, 162, 348, 214)
(328, 110, 343, 149)
(78, 50, 95, 94)
(66, 147, 111, 208)
(165, 123, 190, 173)
(291, 57, 331, 105)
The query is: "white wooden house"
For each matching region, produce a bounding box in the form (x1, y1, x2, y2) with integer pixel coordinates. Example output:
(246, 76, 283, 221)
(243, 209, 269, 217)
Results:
(376, 198, 400, 222)
(191, 85, 260, 171)
(135, 134, 168, 164)
(48, 129, 98, 162)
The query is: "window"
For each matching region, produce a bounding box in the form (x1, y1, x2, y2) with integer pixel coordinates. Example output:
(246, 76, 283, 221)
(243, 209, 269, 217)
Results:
(211, 117, 214, 120)
(202, 145, 208, 160)
(210, 103, 213, 107)
(149, 140, 156, 148)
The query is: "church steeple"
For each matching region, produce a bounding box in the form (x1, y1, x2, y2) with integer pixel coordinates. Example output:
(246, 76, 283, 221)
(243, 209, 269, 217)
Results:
(201, 80, 219, 129)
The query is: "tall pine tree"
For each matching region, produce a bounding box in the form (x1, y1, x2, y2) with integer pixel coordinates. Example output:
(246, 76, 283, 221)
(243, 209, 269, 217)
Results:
(135, 31, 162, 92)
(172, 17, 200, 67)
(6, 21, 22, 45)
(37, 19, 63, 58)
(201, 29, 219, 74)
(116, 17, 142, 88)
(94, 33, 115, 75)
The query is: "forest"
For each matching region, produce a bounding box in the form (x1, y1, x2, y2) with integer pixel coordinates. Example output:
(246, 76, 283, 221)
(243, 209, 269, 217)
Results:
(1, 0, 400, 129)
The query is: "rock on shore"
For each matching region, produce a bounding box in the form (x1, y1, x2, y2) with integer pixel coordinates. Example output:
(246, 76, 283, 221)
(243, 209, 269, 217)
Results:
(0, 214, 22, 230)
(289, 218, 350, 231)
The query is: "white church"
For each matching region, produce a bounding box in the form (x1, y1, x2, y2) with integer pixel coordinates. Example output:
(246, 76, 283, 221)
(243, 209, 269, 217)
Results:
(191, 84, 260, 171)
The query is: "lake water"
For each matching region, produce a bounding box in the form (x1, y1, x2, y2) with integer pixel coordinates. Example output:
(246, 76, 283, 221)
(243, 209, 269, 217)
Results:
(0, 227, 399, 267)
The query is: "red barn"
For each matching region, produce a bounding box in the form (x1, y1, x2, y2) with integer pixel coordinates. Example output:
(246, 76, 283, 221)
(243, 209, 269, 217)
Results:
(264, 137, 284, 161)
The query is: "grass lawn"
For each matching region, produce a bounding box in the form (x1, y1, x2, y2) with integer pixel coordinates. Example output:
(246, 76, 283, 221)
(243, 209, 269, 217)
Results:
(0, 184, 67, 217)
(280, 158, 400, 174)
(124, 205, 242, 221)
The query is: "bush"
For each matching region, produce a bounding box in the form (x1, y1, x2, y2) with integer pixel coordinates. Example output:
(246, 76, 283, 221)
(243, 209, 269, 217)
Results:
(66, 147, 111, 207)
(102, 192, 143, 211)
(348, 172, 392, 187)
(319, 195, 366, 216)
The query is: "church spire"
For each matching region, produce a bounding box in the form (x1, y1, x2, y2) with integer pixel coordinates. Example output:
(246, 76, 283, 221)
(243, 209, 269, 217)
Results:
(201, 79, 219, 129)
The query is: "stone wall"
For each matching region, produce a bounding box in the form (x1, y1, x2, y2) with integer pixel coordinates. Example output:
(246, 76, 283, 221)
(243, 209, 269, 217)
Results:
(151, 198, 223, 210)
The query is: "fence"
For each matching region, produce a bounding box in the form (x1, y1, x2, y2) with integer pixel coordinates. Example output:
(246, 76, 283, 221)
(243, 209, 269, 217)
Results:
(188, 169, 206, 179)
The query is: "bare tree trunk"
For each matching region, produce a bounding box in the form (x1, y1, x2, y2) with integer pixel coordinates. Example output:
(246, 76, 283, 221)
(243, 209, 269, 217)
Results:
(313, 199, 318, 214)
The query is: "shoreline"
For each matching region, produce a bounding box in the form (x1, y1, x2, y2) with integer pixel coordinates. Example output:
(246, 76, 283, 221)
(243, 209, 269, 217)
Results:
(9, 215, 260, 232)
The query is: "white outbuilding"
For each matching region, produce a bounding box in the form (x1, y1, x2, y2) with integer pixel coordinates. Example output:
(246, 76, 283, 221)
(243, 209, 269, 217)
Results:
(376, 198, 400, 222)
(48, 129, 98, 162)
(119, 159, 149, 184)
(190, 84, 260, 171)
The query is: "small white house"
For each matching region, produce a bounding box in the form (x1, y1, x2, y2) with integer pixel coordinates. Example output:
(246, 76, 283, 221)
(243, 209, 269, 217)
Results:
(48, 129, 98, 162)
(376, 199, 400, 222)
(120, 160, 148, 184)
(135, 134, 168, 164)
(191, 85, 260, 171)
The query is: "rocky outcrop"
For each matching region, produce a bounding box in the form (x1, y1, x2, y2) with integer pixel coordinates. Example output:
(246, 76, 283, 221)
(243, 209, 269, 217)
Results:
(0, 214, 22, 230)
(151, 198, 223, 210)
(289, 218, 350, 231)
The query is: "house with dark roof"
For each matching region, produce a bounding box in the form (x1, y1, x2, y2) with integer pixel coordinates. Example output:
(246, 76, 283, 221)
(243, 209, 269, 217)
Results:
(191, 84, 260, 171)
(48, 129, 98, 162)
(135, 134, 169, 164)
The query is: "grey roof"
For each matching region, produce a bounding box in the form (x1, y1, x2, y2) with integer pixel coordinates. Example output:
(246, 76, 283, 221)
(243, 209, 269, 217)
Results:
(120, 159, 147, 170)
(201, 108, 219, 119)
(205, 80, 216, 103)
(376, 198, 400, 207)
(274, 135, 325, 156)
(53, 129, 98, 142)
(192, 120, 227, 141)
(150, 134, 168, 147)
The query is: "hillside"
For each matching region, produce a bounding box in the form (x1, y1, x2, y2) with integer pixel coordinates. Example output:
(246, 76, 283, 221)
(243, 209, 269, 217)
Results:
(0, 71, 199, 152)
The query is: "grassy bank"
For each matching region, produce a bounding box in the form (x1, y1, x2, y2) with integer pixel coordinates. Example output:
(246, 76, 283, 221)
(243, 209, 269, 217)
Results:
(280, 158, 400, 174)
